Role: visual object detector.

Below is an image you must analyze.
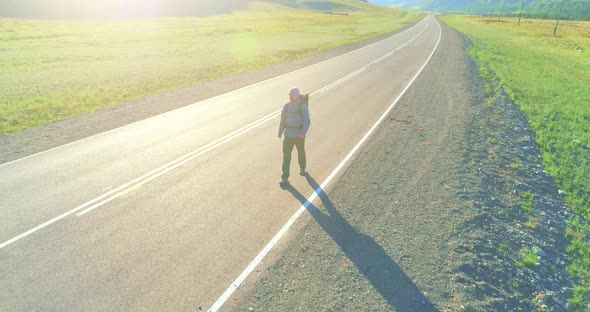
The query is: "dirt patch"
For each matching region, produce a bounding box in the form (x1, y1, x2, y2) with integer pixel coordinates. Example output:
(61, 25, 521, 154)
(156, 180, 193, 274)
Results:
(226, 21, 574, 311)
(0, 22, 417, 165)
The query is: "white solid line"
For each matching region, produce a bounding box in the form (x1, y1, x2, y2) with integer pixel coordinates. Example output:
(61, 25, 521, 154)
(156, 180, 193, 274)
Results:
(316, 24, 429, 95)
(317, 24, 430, 95)
(316, 71, 358, 93)
(0, 110, 280, 249)
(316, 69, 361, 93)
(0, 19, 427, 169)
(208, 16, 442, 312)
(76, 111, 281, 216)
(319, 68, 366, 94)
(77, 24, 429, 217)
(77, 27, 425, 217)
(370, 23, 430, 66)
(0, 18, 430, 250)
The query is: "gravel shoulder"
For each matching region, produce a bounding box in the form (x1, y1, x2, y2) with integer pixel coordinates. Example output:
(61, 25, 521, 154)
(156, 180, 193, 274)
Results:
(0, 22, 417, 165)
(226, 20, 574, 311)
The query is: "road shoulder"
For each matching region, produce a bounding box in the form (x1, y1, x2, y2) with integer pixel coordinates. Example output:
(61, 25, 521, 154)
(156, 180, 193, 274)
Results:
(226, 19, 574, 311)
(227, 20, 478, 311)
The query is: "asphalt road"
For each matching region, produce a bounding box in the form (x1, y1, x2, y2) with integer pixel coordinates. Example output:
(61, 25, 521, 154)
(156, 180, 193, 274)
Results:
(1, 15, 442, 311)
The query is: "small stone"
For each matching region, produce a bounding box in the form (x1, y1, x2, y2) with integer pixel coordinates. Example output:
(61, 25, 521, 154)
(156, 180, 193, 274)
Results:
(552, 297, 565, 308)
(535, 248, 547, 258)
(558, 190, 565, 195)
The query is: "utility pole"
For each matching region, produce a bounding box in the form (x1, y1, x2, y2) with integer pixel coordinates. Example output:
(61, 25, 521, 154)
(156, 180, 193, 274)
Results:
(554, 0, 565, 35)
(518, 0, 525, 26)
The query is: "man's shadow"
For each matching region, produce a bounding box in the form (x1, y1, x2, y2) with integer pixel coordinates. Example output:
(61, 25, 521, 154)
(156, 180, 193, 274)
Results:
(284, 174, 437, 311)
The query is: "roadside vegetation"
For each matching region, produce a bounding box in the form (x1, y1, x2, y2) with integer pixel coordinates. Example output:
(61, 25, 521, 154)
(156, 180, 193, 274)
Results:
(517, 246, 540, 269)
(0, 0, 422, 134)
(440, 14, 590, 308)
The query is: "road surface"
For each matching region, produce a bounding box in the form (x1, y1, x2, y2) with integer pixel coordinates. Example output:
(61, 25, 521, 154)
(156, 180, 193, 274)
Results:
(1, 15, 441, 311)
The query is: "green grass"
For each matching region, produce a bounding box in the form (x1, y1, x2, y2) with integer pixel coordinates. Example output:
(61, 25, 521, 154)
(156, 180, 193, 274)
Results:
(440, 15, 590, 308)
(519, 190, 534, 215)
(0, 1, 423, 134)
(517, 246, 539, 268)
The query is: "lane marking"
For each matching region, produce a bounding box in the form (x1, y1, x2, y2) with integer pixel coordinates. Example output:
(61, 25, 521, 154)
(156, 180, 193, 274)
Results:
(0, 110, 280, 249)
(76, 111, 280, 216)
(0, 19, 431, 250)
(207, 16, 442, 312)
(318, 68, 366, 94)
(76, 24, 430, 217)
(318, 23, 429, 95)
(0, 19, 428, 169)
(370, 23, 430, 66)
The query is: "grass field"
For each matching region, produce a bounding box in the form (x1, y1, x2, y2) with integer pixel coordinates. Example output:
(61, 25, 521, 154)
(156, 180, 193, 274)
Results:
(440, 15, 590, 308)
(0, 0, 422, 134)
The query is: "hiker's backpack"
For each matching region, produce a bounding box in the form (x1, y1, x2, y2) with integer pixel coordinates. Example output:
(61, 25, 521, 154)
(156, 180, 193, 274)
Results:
(299, 94, 309, 115)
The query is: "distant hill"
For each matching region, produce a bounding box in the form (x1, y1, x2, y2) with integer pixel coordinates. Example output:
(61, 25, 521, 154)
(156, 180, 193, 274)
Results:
(370, 0, 423, 9)
(369, 0, 590, 20)
(263, 0, 381, 12)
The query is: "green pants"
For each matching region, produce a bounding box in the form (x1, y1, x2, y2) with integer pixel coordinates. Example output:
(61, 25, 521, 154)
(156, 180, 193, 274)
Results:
(282, 137, 306, 179)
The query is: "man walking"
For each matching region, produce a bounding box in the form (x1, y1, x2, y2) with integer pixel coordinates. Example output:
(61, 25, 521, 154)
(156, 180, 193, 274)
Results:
(278, 87, 310, 187)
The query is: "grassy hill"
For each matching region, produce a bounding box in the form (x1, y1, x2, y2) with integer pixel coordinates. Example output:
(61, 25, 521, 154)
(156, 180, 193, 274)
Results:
(266, 0, 378, 12)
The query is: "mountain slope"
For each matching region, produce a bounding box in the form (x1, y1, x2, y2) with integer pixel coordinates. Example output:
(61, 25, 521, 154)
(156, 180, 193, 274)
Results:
(265, 0, 393, 12)
(369, 0, 590, 20)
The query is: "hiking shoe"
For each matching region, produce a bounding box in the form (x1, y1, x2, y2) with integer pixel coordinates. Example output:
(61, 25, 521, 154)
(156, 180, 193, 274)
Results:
(279, 178, 290, 188)
(299, 169, 307, 176)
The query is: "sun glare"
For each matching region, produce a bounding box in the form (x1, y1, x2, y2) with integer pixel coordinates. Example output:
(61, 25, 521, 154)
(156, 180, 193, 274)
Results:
(0, 0, 249, 19)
